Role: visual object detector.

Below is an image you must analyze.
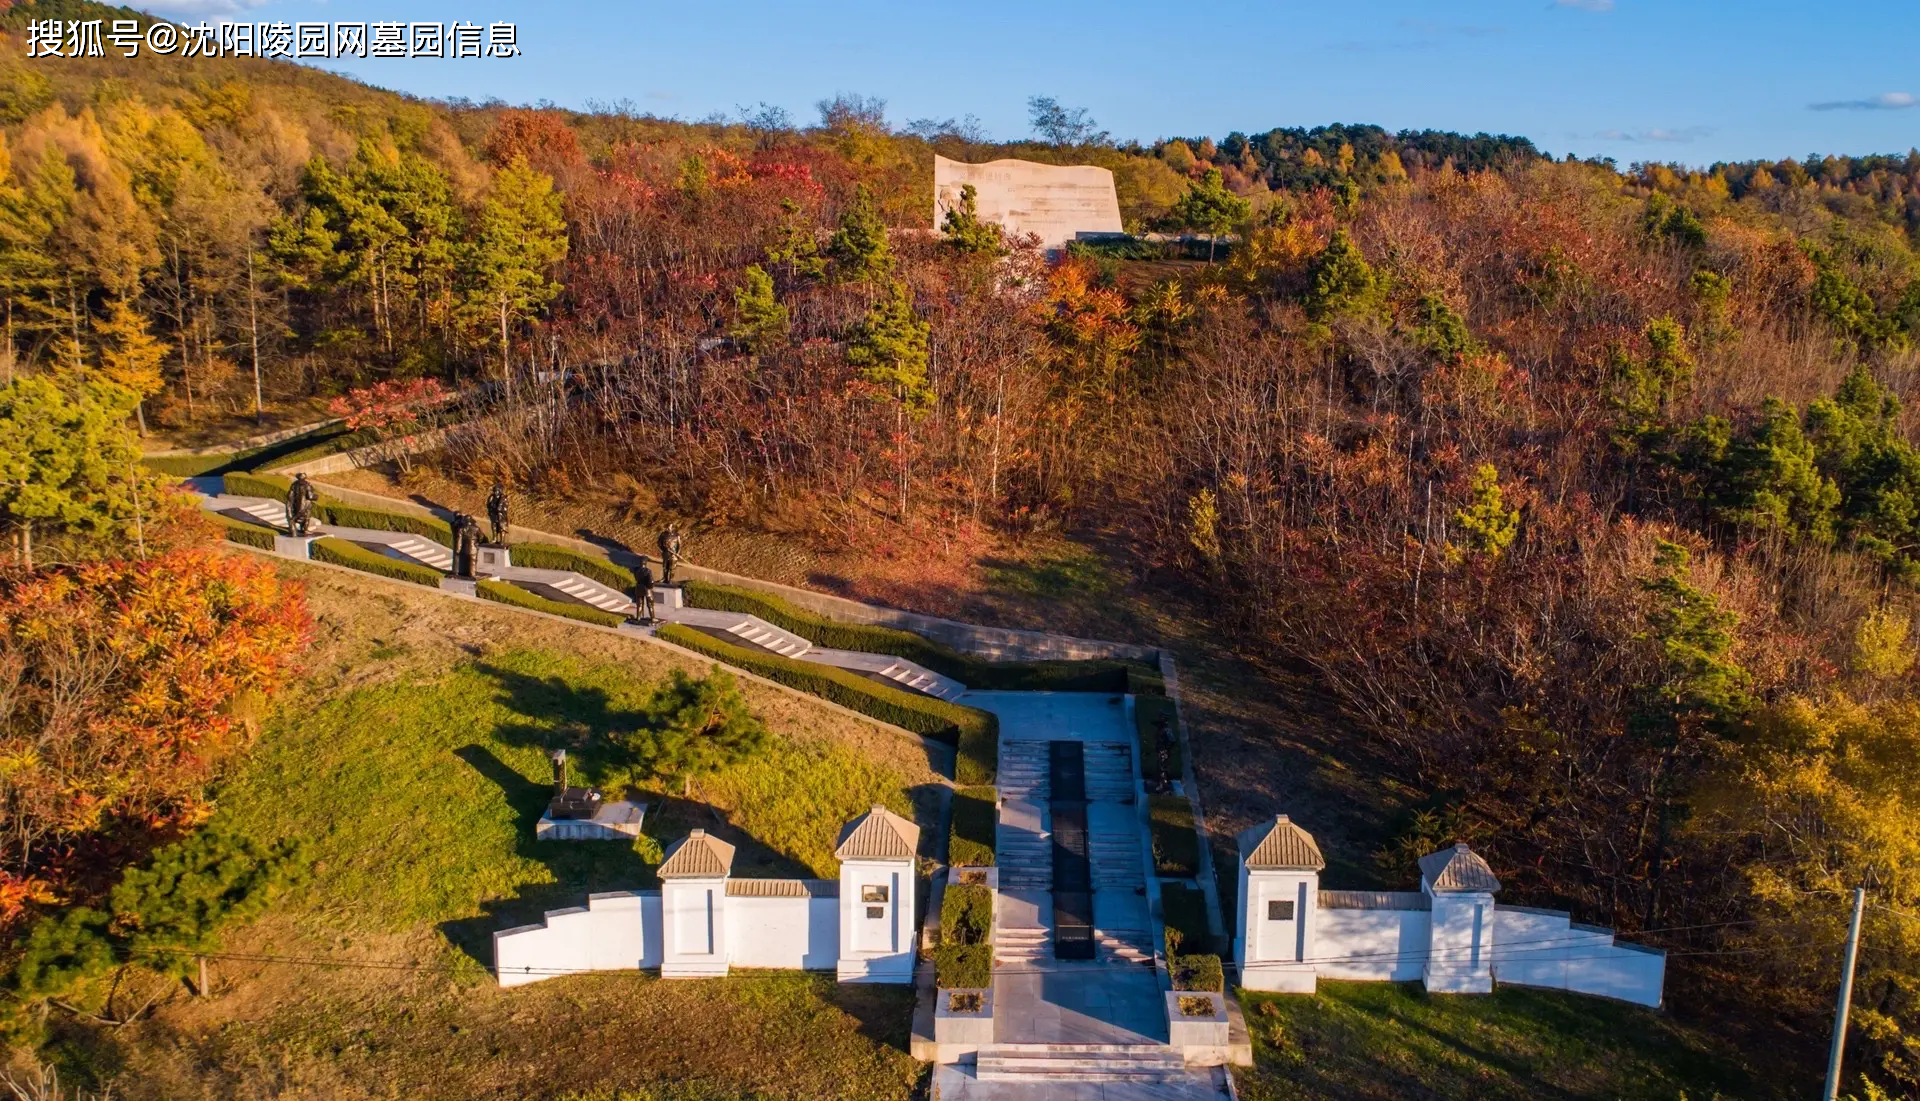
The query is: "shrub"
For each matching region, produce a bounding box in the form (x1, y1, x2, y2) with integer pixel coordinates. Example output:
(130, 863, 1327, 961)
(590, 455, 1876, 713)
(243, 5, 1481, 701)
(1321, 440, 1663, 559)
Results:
(222, 519, 275, 550)
(476, 579, 625, 627)
(253, 424, 375, 471)
(948, 786, 997, 867)
(316, 502, 455, 547)
(1178, 994, 1220, 1017)
(933, 943, 992, 990)
(1160, 881, 1215, 956)
(1150, 794, 1200, 877)
(1135, 695, 1183, 780)
(511, 542, 636, 589)
(936, 880, 993, 988)
(656, 623, 998, 783)
(223, 471, 292, 501)
(681, 580, 1161, 694)
(1171, 952, 1224, 993)
(143, 452, 238, 478)
(311, 537, 444, 587)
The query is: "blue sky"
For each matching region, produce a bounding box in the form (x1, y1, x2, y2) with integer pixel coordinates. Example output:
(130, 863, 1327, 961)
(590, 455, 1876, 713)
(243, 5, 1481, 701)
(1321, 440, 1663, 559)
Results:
(147, 0, 1918, 166)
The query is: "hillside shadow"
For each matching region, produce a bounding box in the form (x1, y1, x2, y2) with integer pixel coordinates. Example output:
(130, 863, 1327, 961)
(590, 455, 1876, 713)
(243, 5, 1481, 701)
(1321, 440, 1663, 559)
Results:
(442, 742, 656, 968)
(475, 661, 647, 755)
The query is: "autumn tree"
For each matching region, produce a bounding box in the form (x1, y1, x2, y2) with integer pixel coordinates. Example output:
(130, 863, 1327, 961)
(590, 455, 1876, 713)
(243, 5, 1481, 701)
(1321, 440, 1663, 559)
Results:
(827, 184, 892, 283)
(1170, 168, 1249, 263)
(467, 155, 567, 385)
(0, 376, 154, 568)
(939, 184, 1005, 255)
(730, 264, 789, 353)
(0, 549, 310, 915)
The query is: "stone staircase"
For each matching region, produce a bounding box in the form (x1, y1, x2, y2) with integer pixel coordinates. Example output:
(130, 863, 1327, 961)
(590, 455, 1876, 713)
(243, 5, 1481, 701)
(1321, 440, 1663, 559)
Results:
(873, 660, 967, 700)
(1090, 828, 1144, 890)
(1084, 741, 1137, 802)
(994, 923, 1051, 965)
(998, 740, 1050, 802)
(996, 804, 1051, 891)
(722, 616, 812, 657)
(385, 535, 453, 571)
(541, 573, 634, 615)
(1096, 926, 1154, 965)
(232, 499, 286, 529)
(976, 1044, 1192, 1084)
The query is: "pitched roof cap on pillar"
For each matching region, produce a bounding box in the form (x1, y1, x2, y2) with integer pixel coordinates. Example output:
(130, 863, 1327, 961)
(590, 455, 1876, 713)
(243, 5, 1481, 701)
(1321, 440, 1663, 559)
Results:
(1418, 842, 1501, 893)
(834, 805, 920, 861)
(1236, 815, 1327, 871)
(659, 827, 736, 878)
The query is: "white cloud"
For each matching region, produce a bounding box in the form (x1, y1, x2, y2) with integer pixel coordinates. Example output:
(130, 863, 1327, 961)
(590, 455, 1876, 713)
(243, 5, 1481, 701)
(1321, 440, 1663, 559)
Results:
(140, 0, 270, 17)
(1809, 91, 1917, 112)
(1584, 126, 1714, 143)
(1552, 0, 1615, 11)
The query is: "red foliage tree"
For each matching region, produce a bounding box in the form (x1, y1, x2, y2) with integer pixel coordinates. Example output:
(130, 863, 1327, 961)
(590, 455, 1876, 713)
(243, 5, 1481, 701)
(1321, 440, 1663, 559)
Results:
(0, 549, 311, 924)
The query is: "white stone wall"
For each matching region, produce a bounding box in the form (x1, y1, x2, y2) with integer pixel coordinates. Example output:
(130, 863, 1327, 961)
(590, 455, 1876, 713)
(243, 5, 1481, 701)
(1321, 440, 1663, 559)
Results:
(494, 891, 660, 988)
(1491, 907, 1666, 1008)
(1315, 907, 1430, 982)
(494, 876, 910, 986)
(728, 894, 840, 970)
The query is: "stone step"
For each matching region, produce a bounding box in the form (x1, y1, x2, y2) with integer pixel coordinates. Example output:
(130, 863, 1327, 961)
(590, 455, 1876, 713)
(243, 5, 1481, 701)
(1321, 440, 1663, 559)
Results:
(725, 618, 811, 657)
(977, 1045, 1189, 1082)
(389, 537, 454, 570)
(875, 660, 968, 701)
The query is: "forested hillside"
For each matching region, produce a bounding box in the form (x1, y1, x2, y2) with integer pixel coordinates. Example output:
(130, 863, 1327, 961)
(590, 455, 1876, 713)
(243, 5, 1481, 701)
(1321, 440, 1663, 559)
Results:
(6, 0, 1920, 1091)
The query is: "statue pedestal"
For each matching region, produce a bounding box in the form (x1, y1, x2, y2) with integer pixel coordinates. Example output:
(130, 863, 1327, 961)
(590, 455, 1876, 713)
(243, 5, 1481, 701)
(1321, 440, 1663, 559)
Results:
(441, 577, 478, 596)
(273, 535, 319, 560)
(652, 585, 684, 610)
(476, 544, 512, 576)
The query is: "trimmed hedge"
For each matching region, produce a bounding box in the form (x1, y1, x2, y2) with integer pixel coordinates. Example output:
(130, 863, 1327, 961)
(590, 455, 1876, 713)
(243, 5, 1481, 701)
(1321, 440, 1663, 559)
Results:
(476, 579, 626, 628)
(681, 580, 1163, 694)
(218, 473, 455, 548)
(657, 623, 998, 784)
(948, 786, 997, 867)
(316, 502, 455, 548)
(1150, 793, 1200, 877)
(1135, 695, 1183, 780)
(1161, 881, 1215, 956)
(253, 424, 372, 471)
(223, 471, 292, 501)
(221, 519, 275, 550)
(311, 537, 444, 587)
(935, 881, 994, 989)
(511, 543, 636, 589)
(1171, 952, 1224, 993)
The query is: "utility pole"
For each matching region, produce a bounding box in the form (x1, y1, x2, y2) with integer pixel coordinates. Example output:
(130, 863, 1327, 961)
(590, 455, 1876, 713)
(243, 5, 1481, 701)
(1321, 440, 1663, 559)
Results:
(1823, 887, 1867, 1101)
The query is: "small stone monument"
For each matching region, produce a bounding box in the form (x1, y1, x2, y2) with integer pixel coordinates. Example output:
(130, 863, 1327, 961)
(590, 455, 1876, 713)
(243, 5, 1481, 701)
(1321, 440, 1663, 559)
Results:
(535, 749, 646, 841)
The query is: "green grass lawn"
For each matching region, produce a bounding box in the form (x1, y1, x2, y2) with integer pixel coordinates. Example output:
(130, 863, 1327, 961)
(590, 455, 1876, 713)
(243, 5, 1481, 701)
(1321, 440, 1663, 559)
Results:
(215, 645, 922, 940)
(1235, 981, 1792, 1101)
(35, 565, 935, 1100)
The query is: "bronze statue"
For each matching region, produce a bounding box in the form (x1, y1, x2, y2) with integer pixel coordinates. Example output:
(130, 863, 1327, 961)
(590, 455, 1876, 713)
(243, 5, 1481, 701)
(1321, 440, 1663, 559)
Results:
(657, 523, 683, 585)
(452, 511, 480, 579)
(285, 473, 318, 537)
(486, 481, 511, 544)
(631, 559, 656, 623)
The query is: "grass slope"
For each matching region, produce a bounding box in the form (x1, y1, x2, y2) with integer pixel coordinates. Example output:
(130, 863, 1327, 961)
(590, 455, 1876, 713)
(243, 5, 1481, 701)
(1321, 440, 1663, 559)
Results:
(42, 561, 936, 1100)
(1236, 981, 1787, 1101)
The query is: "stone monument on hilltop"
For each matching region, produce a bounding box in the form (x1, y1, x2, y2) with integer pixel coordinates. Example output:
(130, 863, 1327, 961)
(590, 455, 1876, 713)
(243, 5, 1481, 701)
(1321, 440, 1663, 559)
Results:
(933, 154, 1123, 253)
